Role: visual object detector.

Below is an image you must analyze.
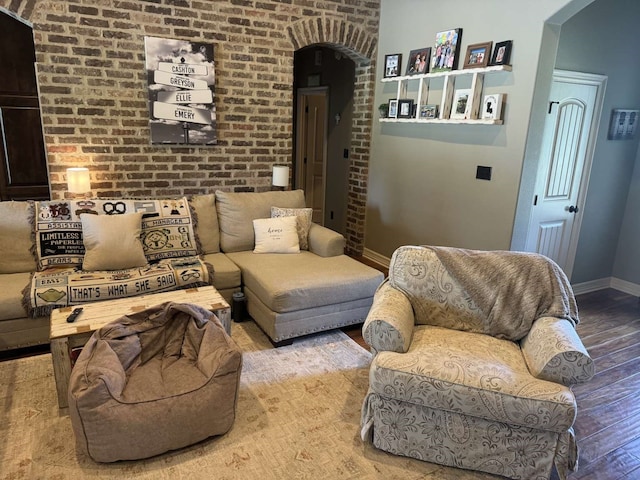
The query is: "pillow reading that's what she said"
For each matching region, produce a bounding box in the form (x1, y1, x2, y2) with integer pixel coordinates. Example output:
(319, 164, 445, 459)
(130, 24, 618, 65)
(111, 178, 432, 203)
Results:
(270, 206, 312, 250)
(253, 216, 300, 254)
(34, 198, 199, 269)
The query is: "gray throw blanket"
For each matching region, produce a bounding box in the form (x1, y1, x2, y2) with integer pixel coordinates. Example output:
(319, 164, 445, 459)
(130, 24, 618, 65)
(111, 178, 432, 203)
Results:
(426, 246, 579, 341)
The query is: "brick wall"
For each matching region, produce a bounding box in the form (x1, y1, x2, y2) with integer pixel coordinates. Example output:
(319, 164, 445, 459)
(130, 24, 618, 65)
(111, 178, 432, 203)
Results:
(2, 0, 380, 255)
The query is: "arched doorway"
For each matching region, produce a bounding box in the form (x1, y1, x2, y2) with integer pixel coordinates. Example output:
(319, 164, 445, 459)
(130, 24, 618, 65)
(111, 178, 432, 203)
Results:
(287, 19, 377, 255)
(293, 45, 355, 235)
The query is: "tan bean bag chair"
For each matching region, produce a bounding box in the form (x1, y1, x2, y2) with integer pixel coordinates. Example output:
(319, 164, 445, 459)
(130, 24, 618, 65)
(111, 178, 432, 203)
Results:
(68, 302, 242, 462)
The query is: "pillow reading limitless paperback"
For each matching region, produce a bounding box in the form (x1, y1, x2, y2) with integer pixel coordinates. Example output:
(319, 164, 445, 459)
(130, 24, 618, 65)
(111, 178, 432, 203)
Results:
(34, 197, 198, 269)
(253, 216, 300, 254)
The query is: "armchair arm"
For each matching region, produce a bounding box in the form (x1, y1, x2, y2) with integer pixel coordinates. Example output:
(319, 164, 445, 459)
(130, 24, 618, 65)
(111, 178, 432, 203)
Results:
(307, 223, 345, 257)
(520, 316, 594, 386)
(362, 280, 415, 354)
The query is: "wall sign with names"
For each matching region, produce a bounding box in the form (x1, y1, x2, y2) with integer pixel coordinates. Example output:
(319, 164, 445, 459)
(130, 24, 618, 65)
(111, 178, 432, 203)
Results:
(145, 36, 217, 145)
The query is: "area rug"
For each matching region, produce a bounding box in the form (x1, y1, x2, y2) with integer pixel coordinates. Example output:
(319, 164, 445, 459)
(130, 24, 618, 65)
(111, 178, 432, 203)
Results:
(0, 322, 494, 479)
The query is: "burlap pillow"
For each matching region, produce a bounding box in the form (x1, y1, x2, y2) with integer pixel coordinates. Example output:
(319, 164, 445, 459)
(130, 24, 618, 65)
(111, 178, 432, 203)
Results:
(81, 212, 147, 271)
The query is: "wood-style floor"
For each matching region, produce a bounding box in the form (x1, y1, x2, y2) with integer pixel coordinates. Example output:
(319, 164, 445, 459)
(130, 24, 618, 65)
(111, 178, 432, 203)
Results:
(343, 287, 640, 480)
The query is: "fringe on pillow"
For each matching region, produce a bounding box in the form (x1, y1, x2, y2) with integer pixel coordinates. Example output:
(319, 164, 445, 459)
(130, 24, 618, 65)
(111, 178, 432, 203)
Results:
(188, 198, 205, 256)
(21, 273, 55, 318)
(203, 260, 214, 284)
(27, 200, 42, 270)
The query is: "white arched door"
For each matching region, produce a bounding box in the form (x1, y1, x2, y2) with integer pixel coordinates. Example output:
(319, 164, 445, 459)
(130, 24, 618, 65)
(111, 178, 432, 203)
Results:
(525, 70, 606, 277)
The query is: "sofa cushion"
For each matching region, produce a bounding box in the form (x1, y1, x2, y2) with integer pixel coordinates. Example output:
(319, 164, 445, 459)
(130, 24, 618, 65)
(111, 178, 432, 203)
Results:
(201, 253, 241, 291)
(271, 206, 312, 250)
(226, 251, 383, 313)
(190, 193, 220, 254)
(81, 212, 148, 271)
(253, 216, 300, 254)
(369, 324, 577, 433)
(215, 190, 305, 253)
(0, 272, 31, 320)
(0, 201, 37, 274)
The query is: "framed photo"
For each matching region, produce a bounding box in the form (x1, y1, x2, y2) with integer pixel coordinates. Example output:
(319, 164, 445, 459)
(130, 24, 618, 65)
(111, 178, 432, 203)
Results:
(388, 99, 399, 118)
(463, 42, 493, 69)
(450, 89, 472, 119)
(406, 47, 431, 75)
(398, 99, 414, 119)
(431, 28, 462, 73)
(608, 108, 639, 140)
(482, 94, 505, 120)
(490, 40, 513, 66)
(419, 104, 439, 119)
(384, 53, 402, 78)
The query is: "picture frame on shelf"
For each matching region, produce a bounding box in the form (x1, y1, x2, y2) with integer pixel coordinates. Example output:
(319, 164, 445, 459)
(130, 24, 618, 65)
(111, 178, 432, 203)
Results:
(490, 40, 513, 66)
(431, 28, 462, 73)
(419, 104, 439, 119)
(406, 47, 431, 75)
(384, 53, 402, 78)
(463, 41, 493, 69)
(388, 99, 399, 118)
(450, 89, 472, 119)
(482, 94, 505, 120)
(398, 99, 414, 119)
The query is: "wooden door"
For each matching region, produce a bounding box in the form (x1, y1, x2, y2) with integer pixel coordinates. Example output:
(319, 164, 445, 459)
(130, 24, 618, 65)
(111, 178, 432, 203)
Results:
(525, 71, 606, 275)
(296, 88, 328, 224)
(0, 11, 50, 200)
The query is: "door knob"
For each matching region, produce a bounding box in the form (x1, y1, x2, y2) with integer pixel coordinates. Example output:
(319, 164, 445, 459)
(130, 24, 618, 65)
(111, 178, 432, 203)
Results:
(568, 205, 579, 213)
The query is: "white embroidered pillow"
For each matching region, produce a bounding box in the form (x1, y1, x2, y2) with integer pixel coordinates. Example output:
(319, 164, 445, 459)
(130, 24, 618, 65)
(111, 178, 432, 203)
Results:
(253, 216, 300, 254)
(271, 206, 312, 250)
(80, 212, 148, 270)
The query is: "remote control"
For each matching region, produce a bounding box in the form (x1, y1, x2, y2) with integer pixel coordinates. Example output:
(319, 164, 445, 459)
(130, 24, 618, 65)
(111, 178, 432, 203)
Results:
(66, 307, 83, 323)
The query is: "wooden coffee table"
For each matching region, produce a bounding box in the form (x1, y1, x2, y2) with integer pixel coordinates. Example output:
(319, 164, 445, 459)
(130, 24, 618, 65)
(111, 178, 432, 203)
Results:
(49, 285, 230, 409)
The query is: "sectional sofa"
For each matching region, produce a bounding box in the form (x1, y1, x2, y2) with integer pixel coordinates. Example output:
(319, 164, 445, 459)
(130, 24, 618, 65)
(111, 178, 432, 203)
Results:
(0, 189, 384, 350)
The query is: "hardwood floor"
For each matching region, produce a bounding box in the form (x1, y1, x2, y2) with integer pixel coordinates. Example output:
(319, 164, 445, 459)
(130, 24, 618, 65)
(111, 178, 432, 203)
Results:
(343, 288, 640, 480)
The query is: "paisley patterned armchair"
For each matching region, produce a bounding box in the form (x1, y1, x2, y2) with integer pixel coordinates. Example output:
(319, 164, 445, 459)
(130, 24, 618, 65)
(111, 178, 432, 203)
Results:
(360, 245, 594, 480)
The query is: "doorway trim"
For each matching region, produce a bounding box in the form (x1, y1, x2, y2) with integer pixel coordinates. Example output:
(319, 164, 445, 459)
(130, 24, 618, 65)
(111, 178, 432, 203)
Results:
(526, 69, 607, 278)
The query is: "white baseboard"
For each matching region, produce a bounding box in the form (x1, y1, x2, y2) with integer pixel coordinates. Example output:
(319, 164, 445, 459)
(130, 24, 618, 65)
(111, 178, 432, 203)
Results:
(363, 248, 391, 269)
(572, 277, 612, 295)
(572, 277, 640, 297)
(610, 278, 640, 297)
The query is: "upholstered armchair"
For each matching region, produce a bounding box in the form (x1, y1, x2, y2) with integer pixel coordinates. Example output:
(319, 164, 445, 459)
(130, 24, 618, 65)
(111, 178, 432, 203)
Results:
(361, 245, 594, 480)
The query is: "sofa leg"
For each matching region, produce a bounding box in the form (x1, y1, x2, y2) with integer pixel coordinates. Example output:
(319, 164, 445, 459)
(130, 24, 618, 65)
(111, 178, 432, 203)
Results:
(270, 338, 294, 348)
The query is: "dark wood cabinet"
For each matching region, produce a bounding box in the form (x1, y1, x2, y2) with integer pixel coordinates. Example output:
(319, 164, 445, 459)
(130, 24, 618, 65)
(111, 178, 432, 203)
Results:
(0, 11, 50, 201)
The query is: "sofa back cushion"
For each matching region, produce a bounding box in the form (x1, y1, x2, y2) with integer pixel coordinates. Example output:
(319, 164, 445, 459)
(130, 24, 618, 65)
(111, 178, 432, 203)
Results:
(0, 201, 37, 274)
(215, 190, 305, 252)
(190, 194, 220, 254)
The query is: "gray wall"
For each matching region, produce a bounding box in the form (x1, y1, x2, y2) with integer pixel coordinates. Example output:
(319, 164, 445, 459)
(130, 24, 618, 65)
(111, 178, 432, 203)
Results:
(366, 0, 574, 257)
(554, 0, 640, 284)
(614, 153, 640, 284)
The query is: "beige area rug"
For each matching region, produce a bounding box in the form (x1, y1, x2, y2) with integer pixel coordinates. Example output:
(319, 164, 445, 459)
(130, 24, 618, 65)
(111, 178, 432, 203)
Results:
(0, 321, 496, 480)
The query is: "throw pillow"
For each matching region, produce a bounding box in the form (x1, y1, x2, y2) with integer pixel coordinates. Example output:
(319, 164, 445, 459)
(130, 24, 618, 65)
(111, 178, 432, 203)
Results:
(271, 206, 313, 250)
(252, 216, 300, 254)
(80, 212, 148, 271)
